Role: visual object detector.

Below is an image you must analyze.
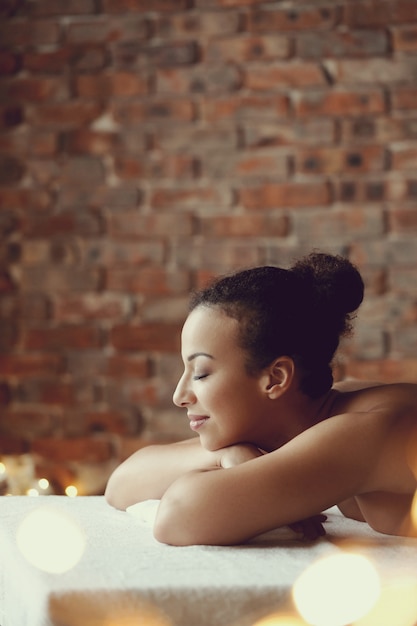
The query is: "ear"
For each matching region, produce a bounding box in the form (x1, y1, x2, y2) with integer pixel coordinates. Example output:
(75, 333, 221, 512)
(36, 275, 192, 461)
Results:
(262, 356, 295, 399)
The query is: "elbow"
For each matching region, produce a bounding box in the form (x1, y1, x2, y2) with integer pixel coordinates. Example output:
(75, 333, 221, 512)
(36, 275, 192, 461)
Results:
(153, 494, 195, 546)
(104, 466, 130, 511)
(153, 474, 223, 546)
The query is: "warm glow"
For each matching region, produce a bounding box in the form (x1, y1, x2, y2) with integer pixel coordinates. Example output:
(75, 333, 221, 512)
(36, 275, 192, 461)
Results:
(293, 553, 380, 626)
(252, 613, 306, 625)
(0, 462, 6, 475)
(65, 485, 78, 497)
(354, 579, 417, 626)
(38, 478, 49, 490)
(411, 491, 417, 530)
(16, 507, 86, 573)
(26, 488, 39, 497)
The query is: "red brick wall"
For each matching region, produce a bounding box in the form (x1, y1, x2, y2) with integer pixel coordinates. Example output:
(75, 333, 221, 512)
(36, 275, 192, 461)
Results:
(1, 0, 417, 493)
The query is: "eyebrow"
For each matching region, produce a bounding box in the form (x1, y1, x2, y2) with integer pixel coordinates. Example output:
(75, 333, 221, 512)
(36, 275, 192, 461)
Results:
(187, 352, 214, 362)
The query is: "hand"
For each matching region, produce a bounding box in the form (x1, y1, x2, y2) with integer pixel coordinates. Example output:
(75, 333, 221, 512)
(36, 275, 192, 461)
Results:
(218, 443, 264, 469)
(288, 514, 327, 541)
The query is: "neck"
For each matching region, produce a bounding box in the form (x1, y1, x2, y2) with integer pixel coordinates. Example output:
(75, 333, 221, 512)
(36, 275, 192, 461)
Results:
(258, 388, 336, 452)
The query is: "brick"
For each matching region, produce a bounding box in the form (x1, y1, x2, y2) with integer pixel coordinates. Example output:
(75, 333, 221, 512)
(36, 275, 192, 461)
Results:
(173, 239, 262, 272)
(340, 117, 417, 143)
(157, 10, 240, 39)
(58, 185, 141, 212)
(202, 94, 289, 122)
(0, 77, 68, 103)
(0, 434, 29, 455)
(22, 47, 72, 74)
(239, 181, 331, 209)
(345, 1, 417, 27)
(344, 359, 417, 383)
(115, 153, 197, 181)
(23, 325, 103, 351)
(387, 240, 417, 268)
(0, 354, 65, 377)
(0, 187, 52, 211)
(105, 355, 150, 378)
(17, 379, 77, 407)
(391, 26, 417, 51)
(0, 50, 20, 75)
(291, 206, 385, 245)
(156, 64, 242, 95)
(81, 239, 165, 266)
(198, 213, 289, 237)
(84, 409, 144, 436)
(245, 62, 326, 90)
(112, 99, 196, 124)
(202, 149, 289, 179)
(151, 186, 230, 210)
(53, 293, 132, 322)
(32, 437, 113, 463)
(141, 296, 189, 323)
(75, 73, 149, 98)
(154, 126, 238, 153)
(63, 130, 121, 156)
(243, 118, 335, 147)
(27, 0, 96, 16)
(391, 87, 417, 111)
(103, 0, 190, 11)
(22, 211, 103, 238)
(30, 131, 58, 157)
(138, 42, 199, 67)
(248, 5, 337, 32)
(109, 211, 194, 237)
(385, 177, 417, 202)
(106, 267, 190, 295)
(0, 154, 26, 184)
(71, 45, 109, 72)
(0, 19, 61, 47)
(206, 34, 290, 63)
(1, 409, 58, 438)
(66, 19, 123, 44)
(296, 29, 388, 58)
(294, 88, 385, 117)
(21, 267, 101, 293)
(111, 322, 182, 352)
(0, 105, 24, 129)
(325, 58, 417, 84)
(390, 143, 417, 170)
(296, 145, 386, 175)
(391, 327, 417, 358)
(388, 207, 417, 234)
(29, 102, 103, 128)
(0, 271, 17, 294)
(334, 177, 387, 203)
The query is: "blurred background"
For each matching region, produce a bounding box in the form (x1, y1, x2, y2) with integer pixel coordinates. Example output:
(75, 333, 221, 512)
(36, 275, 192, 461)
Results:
(1, 0, 417, 496)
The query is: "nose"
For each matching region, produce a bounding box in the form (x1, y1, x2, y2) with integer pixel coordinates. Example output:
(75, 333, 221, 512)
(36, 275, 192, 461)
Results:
(173, 373, 195, 408)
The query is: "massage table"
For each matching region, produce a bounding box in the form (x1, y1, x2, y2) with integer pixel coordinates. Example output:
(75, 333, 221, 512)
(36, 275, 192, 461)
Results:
(1, 495, 416, 626)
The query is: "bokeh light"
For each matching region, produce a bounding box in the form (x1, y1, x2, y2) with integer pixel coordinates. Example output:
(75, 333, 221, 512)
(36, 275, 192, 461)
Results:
(292, 552, 380, 626)
(16, 507, 86, 573)
(65, 484, 78, 497)
(354, 578, 417, 626)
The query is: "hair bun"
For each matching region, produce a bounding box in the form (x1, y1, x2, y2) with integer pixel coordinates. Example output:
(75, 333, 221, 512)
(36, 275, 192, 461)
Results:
(291, 252, 364, 322)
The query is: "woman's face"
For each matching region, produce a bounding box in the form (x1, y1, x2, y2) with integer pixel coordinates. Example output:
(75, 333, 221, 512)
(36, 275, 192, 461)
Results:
(173, 305, 271, 450)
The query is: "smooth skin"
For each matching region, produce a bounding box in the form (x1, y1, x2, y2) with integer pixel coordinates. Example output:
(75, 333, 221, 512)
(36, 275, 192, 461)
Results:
(105, 306, 417, 545)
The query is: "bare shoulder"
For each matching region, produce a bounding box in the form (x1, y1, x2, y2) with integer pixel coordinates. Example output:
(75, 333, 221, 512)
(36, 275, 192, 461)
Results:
(332, 380, 417, 421)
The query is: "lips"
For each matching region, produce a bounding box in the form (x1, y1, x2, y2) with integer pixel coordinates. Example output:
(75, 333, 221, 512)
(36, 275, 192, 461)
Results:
(188, 415, 209, 431)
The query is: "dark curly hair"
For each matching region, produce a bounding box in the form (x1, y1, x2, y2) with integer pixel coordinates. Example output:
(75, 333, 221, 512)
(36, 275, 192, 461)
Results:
(189, 252, 364, 398)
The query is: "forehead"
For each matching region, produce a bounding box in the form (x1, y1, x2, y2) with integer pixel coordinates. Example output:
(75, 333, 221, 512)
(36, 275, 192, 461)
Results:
(181, 306, 239, 353)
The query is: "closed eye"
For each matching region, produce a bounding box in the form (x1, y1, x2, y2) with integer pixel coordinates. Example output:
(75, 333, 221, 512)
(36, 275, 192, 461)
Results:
(193, 374, 208, 381)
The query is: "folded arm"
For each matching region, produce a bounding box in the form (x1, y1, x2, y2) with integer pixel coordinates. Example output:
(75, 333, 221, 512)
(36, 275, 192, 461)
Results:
(154, 414, 380, 545)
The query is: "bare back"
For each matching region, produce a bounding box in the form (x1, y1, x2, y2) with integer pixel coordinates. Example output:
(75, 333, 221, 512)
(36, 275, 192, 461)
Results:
(329, 380, 417, 536)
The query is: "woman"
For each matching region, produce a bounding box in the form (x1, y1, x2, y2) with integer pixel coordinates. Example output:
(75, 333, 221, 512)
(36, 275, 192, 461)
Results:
(105, 252, 417, 545)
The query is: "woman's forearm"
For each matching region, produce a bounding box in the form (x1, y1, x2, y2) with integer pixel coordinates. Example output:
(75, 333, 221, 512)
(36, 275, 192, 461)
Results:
(104, 438, 219, 510)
